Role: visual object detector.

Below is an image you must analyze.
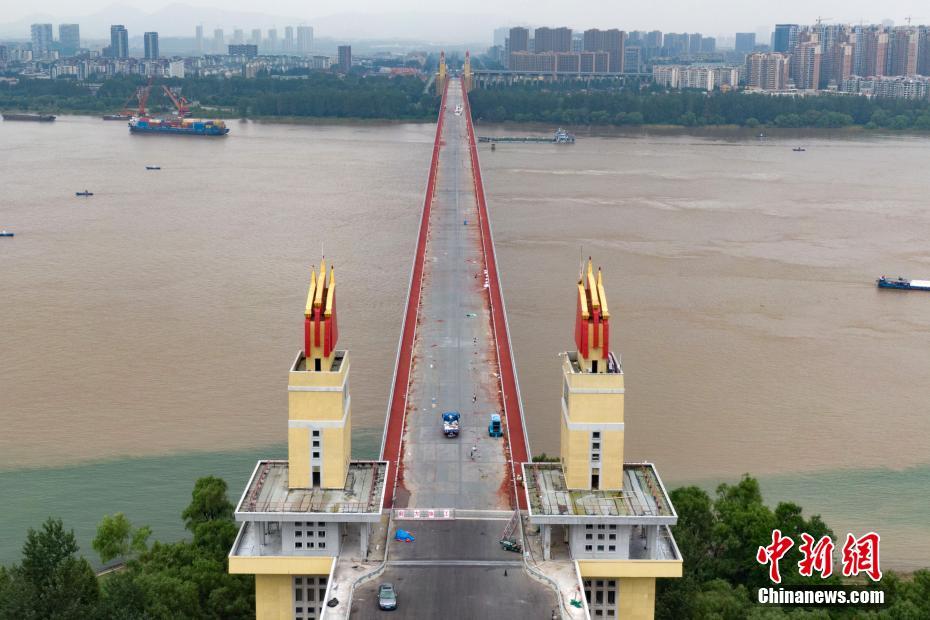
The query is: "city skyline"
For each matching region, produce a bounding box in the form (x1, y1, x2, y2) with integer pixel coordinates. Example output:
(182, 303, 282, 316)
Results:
(1, 1, 927, 42)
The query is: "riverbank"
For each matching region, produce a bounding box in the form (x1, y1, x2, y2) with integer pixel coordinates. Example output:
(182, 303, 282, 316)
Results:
(7, 108, 930, 137)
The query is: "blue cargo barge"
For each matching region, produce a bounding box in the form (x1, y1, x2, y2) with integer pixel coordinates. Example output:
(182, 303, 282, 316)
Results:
(129, 116, 229, 136)
(876, 276, 930, 291)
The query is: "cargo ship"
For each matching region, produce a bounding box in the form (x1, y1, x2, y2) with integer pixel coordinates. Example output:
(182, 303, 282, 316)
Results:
(128, 116, 229, 136)
(2, 113, 56, 122)
(876, 276, 930, 291)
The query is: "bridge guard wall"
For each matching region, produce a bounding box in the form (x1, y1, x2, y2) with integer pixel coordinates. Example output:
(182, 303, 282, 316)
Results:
(379, 79, 449, 508)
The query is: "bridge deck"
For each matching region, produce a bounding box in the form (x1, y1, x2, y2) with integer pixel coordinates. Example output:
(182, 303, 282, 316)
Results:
(381, 78, 529, 511)
(360, 75, 555, 619)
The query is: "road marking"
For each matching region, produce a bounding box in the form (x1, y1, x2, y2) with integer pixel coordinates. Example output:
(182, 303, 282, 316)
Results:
(387, 560, 522, 567)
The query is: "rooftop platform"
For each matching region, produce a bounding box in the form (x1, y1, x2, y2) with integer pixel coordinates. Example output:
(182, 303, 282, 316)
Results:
(234, 460, 387, 522)
(522, 462, 677, 525)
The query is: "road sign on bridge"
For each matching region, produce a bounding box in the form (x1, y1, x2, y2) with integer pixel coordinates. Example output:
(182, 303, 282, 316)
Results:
(394, 508, 454, 520)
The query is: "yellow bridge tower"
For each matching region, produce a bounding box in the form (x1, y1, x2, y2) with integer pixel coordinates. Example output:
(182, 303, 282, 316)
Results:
(228, 262, 388, 620)
(288, 259, 350, 490)
(463, 50, 473, 92)
(436, 50, 447, 95)
(522, 259, 682, 619)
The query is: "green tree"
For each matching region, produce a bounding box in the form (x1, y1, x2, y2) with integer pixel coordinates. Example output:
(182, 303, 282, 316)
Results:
(93, 512, 152, 563)
(182, 476, 234, 532)
(0, 518, 99, 620)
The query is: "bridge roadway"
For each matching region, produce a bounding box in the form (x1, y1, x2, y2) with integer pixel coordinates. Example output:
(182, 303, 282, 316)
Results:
(353, 79, 557, 617)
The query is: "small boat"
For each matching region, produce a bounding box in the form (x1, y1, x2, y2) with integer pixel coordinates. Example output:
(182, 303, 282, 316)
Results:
(0, 230, 14, 237)
(877, 276, 930, 291)
(75, 191, 93, 197)
(145, 166, 161, 170)
(102, 114, 132, 121)
(793, 147, 806, 152)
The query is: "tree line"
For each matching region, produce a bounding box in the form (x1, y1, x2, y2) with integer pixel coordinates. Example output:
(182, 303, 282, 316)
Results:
(1, 474, 927, 618)
(0, 75, 440, 120)
(468, 86, 930, 130)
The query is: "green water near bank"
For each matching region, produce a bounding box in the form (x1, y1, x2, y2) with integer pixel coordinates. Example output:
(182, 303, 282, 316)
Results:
(2, 432, 925, 571)
(679, 464, 930, 571)
(0, 429, 382, 567)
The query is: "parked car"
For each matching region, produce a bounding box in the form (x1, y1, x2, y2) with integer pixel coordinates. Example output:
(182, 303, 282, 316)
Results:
(378, 583, 397, 611)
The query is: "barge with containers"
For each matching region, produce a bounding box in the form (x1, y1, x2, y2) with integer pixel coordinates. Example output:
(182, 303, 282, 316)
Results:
(129, 116, 229, 136)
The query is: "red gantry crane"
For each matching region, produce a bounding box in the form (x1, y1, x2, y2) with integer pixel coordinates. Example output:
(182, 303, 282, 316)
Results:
(162, 85, 191, 117)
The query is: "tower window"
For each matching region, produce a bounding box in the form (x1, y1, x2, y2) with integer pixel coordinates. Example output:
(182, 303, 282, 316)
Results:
(592, 431, 601, 439)
(592, 360, 598, 373)
(314, 358, 321, 371)
(312, 430, 320, 438)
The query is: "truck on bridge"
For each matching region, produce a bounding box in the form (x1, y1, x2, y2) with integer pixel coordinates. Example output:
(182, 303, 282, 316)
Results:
(442, 411, 460, 437)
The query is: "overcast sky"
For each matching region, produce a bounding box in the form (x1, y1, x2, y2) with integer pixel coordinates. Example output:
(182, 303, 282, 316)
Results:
(3, 0, 926, 39)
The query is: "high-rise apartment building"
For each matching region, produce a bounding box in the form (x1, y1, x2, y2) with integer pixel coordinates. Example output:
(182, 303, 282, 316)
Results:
(583, 28, 625, 73)
(860, 28, 889, 77)
(888, 27, 918, 76)
(773, 24, 799, 53)
(250, 29, 261, 46)
(266, 29, 278, 53)
(493, 26, 509, 47)
(284, 26, 294, 53)
(623, 46, 642, 73)
(110, 25, 129, 58)
(337, 45, 352, 72)
(509, 26, 529, 53)
(663, 33, 689, 56)
(919, 27, 930, 76)
(793, 42, 821, 89)
(143, 32, 159, 59)
(297, 26, 313, 54)
(534, 27, 572, 52)
(701, 37, 716, 53)
(232, 29, 245, 44)
(507, 26, 530, 69)
(58, 24, 80, 56)
(832, 43, 854, 84)
(689, 33, 703, 54)
(213, 29, 224, 54)
(196, 25, 204, 54)
(646, 30, 663, 49)
(735, 32, 756, 53)
(745, 52, 790, 90)
(815, 24, 842, 87)
(30, 23, 53, 58)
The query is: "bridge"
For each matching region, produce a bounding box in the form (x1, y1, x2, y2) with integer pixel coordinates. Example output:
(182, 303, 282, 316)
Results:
(229, 72, 681, 620)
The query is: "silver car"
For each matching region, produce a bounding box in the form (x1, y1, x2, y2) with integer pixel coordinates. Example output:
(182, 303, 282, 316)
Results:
(378, 583, 397, 611)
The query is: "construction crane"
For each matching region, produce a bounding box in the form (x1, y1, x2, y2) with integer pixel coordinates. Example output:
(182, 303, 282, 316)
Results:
(162, 85, 191, 117)
(136, 78, 154, 117)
